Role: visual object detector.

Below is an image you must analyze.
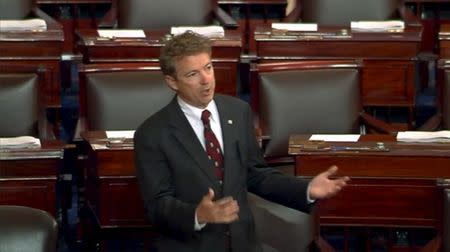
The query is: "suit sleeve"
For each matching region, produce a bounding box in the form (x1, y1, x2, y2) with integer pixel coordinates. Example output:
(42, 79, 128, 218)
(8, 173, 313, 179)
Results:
(242, 104, 313, 213)
(134, 127, 198, 237)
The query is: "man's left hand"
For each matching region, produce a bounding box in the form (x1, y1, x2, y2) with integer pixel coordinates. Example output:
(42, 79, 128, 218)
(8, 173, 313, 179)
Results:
(308, 165, 349, 200)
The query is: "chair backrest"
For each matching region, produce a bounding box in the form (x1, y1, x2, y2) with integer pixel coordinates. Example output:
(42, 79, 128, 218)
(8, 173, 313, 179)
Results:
(300, 0, 401, 26)
(443, 70, 450, 129)
(0, 0, 33, 19)
(0, 73, 39, 137)
(248, 193, 314, 252)
(253, 60, 362, 158)
(78, 63, 174, 131)
(117, 0, 215, 29)
(0, 205, 57, 252)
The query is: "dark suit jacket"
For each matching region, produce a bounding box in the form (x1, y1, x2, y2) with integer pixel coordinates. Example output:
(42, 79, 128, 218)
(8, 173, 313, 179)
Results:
(134, 94, 311, 252)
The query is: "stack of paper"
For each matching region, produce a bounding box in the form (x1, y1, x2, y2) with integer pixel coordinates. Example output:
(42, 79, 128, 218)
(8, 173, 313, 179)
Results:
(105, 130, 135, 139)
(272, 23, 318, 32)
(350, 20, 404, 32)
(0, 18, 47, 31)
(0, 136, 41, 149)
(309, 134, 360, 142)
(171, 26, 225, 38)
(397, 131, 450, 143)
(97, 29, 146, 38)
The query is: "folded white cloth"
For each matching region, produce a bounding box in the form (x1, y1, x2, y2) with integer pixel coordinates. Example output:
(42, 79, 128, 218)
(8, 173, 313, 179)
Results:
(350, 20, 404, 32)
(0, 136, 41, 149)
(0, 18, 47, 31)
(171, 26, 225, 38)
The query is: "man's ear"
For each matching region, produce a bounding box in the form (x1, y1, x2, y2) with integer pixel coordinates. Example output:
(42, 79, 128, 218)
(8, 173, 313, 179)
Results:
(165, 75, 178, 91)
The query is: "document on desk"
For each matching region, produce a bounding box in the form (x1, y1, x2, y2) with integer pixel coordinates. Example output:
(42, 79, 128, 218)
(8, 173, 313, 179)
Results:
(171, 26, 225, 38)
(350, 20, 404, 32)
(0, 18, 47, 31)
(97, 29, 146, 38)
(0, 136, 41, 149)
(271, 23, 318, 32)
(397, 130, 450, 143)
(106, 130, 135, 139)
(309, 134, 360, 142)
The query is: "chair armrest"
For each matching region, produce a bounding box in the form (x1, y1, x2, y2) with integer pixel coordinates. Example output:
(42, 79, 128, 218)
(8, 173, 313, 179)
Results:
(38, 117, 56, 141)
(214, 7, 238, 29)
(248, 193, 314, 252)
(314, 237, 337, 252)
(33, 7, 62, 30)
(283, 0, 302, 23)
(98, 8, 117, 28)
(398, 5, 421, 26)
(359, 112, 397, 134)
(418, 113, 442, 131)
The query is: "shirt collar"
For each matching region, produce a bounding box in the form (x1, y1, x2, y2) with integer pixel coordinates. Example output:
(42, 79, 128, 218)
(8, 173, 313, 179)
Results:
(177, 96, 220, 124)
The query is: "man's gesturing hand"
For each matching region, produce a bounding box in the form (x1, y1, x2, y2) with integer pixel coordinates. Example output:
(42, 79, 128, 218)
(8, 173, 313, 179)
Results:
(196, 188, 240, 224)
(309, 165, 350, 200)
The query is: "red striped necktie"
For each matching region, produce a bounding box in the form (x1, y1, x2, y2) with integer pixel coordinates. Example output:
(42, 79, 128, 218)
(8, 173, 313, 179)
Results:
(201, 109, 224, 180)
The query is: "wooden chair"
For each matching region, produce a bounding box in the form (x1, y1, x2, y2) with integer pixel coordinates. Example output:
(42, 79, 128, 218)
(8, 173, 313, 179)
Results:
(0, 64, 55, 139)
(0, 205, 58, 252)
(100, 0, 237, 29)
(250, 60, 396, 165)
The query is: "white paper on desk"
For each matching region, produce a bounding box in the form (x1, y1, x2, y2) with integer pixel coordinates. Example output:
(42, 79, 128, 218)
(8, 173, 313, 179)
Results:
(309, 134, 360, 142)
(106, 130, 135, 139)
(0, 18, 47, 31)
(271, 23, 318, 32)
(97, 29, 146, 38)
(397, 130, 450, 143)
(171, 26, 225, 38)
(350, 20, 404, 32)
(0, 136, 41, 149)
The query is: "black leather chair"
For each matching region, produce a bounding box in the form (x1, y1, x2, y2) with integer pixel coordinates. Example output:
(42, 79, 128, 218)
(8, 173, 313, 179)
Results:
(76, 63, 174, 136)
(0, 65, 54, 139)
(284, 0, 417, 25)
(444, 188, 450, 252)
(249, 193, 315, 252)
(0, 205, 58, 252)
(251, 60, 395, 163)
(100, 0, 237, 29)
(0, 0, 60, 29)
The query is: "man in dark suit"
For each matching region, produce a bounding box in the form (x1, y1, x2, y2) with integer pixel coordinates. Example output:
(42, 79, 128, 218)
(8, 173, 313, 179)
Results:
(134, 31, 349, 252)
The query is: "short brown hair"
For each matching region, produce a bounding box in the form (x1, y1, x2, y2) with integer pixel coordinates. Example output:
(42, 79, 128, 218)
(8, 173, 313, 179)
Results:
(159, 31, 212, 77)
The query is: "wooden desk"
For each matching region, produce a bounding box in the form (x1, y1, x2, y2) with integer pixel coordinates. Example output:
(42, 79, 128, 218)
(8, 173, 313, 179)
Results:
(80, 131, 148, 228)
(255, 25, 422, 123)
(289, 134, 448, 251)
(0, 29, 63, 109)
(439, 23, 450, 58)
(0, 141, 64, 217)
(76, 29, 242, 96)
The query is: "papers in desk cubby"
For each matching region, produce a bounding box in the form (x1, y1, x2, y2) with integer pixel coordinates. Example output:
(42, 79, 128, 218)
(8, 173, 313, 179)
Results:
(271, 23, 318, 32)
(350, 20, 404, 32)
(397, 131, 450, 143)
(170, 26, 225, 38)
(97, 29, 146, 38)
(0, 136, 41, 149)
(0, 18, 47, 31)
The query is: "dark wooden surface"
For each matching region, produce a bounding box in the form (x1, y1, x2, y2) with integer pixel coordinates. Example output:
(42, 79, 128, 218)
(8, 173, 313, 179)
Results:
(0, 140, 65, 217)
(254, 25, 421, 112)
(80, 131, 149, 228)
(290, 134, 448, 251)
(76, 29, 242, 96)
(0, 29, 63, 108)
(439, 24, 450, 58)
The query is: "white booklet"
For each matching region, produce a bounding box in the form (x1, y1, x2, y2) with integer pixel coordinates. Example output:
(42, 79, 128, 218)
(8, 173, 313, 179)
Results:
(105, 130, 135, 139)
(97, 29, 146, 38)
(0, 18, 47, 31)
(271, 22, 318, 32)
(397, 130, 450, 143)
(309, 134, 360, 142)
(171, 26, 225, 38)
(0, 136, 41, 149)
(350, 20, 404, 32)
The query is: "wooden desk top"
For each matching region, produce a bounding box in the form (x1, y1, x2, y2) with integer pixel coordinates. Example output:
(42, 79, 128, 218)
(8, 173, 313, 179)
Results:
(77, 29, 242, 49)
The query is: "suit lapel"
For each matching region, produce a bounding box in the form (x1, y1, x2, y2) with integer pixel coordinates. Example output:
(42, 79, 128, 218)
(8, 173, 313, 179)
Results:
(215, 96, 240, 195)
(167, 97, 218, 185)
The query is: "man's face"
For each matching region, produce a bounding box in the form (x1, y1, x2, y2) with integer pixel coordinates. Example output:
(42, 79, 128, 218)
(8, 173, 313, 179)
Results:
(165, 52, 215, 109)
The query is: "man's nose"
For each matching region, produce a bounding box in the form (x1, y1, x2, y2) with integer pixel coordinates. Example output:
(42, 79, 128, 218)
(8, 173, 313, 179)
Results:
(199, 70, 211, 84)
